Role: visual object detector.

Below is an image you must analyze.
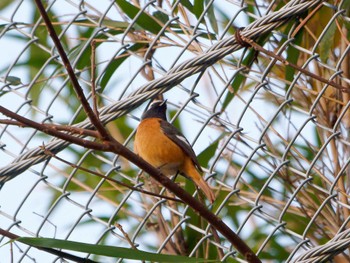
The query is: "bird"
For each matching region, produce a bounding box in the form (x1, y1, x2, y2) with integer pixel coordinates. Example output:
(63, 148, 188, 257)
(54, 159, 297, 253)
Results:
(134, 100, 215, 203)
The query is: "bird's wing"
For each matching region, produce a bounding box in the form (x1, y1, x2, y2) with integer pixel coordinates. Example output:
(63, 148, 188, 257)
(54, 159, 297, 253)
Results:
(160, 120, 203, 172)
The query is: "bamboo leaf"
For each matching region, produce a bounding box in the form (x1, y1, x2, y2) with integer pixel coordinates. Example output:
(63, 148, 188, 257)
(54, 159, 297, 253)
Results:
(285, 28, 303, 85)
(100, 43, 146, 89)
(0, 0, 12, 9)
(319, 21, 336, 62)
(222, 49, 257, 110)
(115, 0, 162, 34)
(206, 0, 218, 34)
(193, 0, 204, 19)
(197, 139, 219, 167)
(3, 76, 22, 86)
(179, 0, 194, 13)
(18, 237, 211, 262)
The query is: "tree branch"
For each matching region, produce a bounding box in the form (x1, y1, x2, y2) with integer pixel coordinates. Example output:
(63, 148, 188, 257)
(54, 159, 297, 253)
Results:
(0, 106, 261, 263)
(238, 31, 349, 93)
(34, 0, 109, 140)
(0, 106, 110, 152)
(20, 1, 262, 262)
(0, 119, 100, 138)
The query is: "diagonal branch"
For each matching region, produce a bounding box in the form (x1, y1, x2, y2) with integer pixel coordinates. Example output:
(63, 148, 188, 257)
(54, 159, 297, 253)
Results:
(0, 106, 110, 152)
(238, 32, 349, 93)
(0, 106, 261, 263)
(0, 119, 100, 138)
(34, 0, 109, 140)
(27, 1, 262, 262)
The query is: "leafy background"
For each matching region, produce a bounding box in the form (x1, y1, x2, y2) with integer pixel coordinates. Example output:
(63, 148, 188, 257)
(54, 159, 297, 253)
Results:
(0, 0, 350, 262)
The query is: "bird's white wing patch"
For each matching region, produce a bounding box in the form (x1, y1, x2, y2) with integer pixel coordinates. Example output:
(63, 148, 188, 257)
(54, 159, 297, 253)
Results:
(176, 134, 191, 148)
(150, 100, 164, 106)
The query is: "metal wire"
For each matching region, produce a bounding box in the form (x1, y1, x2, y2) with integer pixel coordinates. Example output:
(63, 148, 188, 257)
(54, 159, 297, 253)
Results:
(0, 0, 349, 262)
(0, 0, 322, 185)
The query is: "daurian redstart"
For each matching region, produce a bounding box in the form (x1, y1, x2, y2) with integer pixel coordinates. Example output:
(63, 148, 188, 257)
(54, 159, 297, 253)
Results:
(134, 100, 215, 203)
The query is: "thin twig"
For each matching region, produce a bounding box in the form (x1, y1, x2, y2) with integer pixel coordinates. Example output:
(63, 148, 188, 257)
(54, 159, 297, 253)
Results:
(0, 106, 110, 152)
(115, 223, 145, 263)
(336, 18, 350, 46)
(0, 119, 99, 138)
(210, 226, 225, 259)
(91, 40, 99, 117)
(115, 223, 138, 250)
(239, 33, 350, 93)
(34, 0, 109, 140)
(291, 3, 323, 38)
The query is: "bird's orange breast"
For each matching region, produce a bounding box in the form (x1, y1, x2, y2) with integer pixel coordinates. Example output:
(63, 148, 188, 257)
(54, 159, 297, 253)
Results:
(134, 118, 185, 175)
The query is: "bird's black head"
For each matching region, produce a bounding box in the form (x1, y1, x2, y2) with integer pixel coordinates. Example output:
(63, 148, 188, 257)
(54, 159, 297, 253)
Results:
(141, 100, 167, 120)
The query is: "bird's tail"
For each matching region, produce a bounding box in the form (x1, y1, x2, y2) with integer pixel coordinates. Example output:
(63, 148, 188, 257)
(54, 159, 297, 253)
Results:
(182, 158, 215, 203)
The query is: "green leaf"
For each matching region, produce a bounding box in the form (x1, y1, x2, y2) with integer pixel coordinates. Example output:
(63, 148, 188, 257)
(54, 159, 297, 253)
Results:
(205, 0, 218, 34)
(0, 0, 13, 10)
(178, 0, 194, 13)
(197, 139, 219, 167)
(319, 21, 336, 62)
(222, 49, 256, 110)
(341, 17, 350, 31)
(98, 20, 130, 29)
(246, 3, 257, 24)
(100, 43, 146, 89)
(222, 33, 269, 110)
(3, 76, 22, 86)
(193, 0, 204, 19)
(115, 0, 162, 34)
(18, 237, 211, 262)
(285, 28, 303, 85)
(340, 0, 350, 13)
(153, 11, 169, 24)
(184, 202, 202, 253)
(26, 7, 67, 111)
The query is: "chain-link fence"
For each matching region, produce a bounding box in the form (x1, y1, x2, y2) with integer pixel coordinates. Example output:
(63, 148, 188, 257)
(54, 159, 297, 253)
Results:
(0, 0, 350, 262)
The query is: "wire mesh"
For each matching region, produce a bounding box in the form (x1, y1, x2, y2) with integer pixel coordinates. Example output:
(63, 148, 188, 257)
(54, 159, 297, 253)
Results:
(0, 0, 350, 262)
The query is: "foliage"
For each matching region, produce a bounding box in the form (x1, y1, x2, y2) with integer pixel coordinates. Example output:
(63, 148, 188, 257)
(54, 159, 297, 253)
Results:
(1, 0, 350, 262)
